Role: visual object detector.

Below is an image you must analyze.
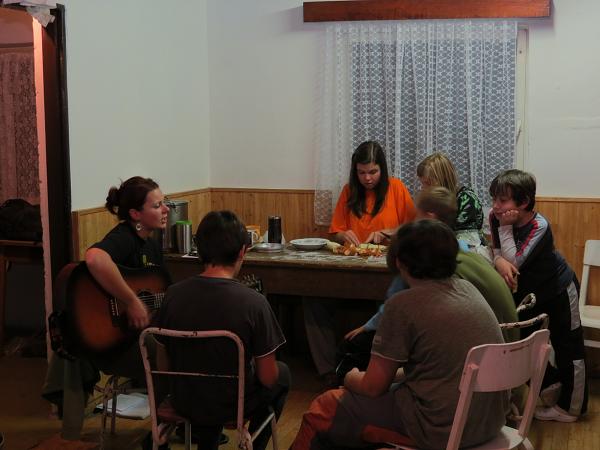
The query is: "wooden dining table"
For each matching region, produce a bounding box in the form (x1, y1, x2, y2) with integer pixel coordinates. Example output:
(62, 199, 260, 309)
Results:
(165, 245, 394, 301)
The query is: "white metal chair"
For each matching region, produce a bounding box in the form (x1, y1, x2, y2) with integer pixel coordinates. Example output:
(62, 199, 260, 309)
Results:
(578, 239, 600, 348)
(500, 313, 549, 333)
(139, 327, 279, 450)
(371, 329, 551, 450)
(516, 293, 536, 314)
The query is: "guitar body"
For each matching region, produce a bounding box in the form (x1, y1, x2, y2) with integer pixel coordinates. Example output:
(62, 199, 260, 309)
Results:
(57, 262, 170, 357)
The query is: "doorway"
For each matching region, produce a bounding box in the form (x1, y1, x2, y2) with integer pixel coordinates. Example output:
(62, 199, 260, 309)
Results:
(0, 4, 71, 349)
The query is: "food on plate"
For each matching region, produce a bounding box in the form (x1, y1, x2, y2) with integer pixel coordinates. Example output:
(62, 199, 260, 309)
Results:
(332, 243, 387, 257)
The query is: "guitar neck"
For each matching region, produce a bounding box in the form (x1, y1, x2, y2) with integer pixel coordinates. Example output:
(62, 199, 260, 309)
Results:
(136, 292, 165, 310)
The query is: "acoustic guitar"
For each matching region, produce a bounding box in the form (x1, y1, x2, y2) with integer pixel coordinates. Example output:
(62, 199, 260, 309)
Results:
(54, 262, 264, 358)
(56, 262, 171, 356)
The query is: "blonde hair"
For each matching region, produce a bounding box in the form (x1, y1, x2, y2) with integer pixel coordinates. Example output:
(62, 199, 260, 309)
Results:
(416, 152, 459, 194)
(416, 186, 457, 228)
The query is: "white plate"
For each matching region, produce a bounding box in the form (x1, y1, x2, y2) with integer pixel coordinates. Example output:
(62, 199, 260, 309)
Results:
(290, 238, 328, 251)
(253, 243, 284, 253)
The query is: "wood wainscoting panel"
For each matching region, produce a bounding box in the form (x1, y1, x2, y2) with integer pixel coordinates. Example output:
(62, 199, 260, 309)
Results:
(536, 198, 600, 309)
(210, 188, 326, 241)
(72, 192, 600, 303)
(71, 207, 118, 261)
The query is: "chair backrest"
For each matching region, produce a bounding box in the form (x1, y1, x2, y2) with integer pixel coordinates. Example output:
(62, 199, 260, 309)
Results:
(139, 328, 247, 446)
(515, 293, 536, 314)
(579, 240, 600, 310)
(446, 329, 551, 450)
(499, 312, 549, 332)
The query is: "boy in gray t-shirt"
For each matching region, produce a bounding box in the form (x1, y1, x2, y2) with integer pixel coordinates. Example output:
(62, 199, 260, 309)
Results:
(291, 220, 508, 450)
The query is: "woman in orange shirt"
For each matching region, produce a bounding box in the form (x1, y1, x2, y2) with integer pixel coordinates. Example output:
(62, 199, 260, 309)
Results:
(330, 141, 416, 245)
(305, 141, 415, 384)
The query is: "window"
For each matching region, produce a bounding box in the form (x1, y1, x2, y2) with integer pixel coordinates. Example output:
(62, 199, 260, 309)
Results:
(315, 21, 521, 225)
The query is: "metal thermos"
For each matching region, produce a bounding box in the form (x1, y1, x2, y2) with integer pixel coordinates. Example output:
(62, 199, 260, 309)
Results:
(175, 220, 193, 254)
(159, 200, 189, 252)
(268, 216, 282, 243)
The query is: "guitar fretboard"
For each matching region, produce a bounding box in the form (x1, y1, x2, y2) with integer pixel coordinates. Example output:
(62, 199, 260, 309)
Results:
(138, 292, 165, 310)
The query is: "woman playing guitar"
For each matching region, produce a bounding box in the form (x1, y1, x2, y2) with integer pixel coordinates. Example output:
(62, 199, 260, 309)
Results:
(84, 176, 169, 377)
(42, 176, 169, 446)
(87, 177, 168, 329)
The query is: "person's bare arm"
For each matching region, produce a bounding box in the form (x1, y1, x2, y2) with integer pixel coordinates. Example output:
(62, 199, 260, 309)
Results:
(494, 255, 519, 291)
(332, 231, 361, 246)
(85, 247, 149, 329)
(344, 354, 398, 397)
(255, 351, 279, 388)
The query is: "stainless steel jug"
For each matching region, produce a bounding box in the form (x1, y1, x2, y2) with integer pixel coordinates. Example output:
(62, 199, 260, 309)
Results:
(158, 200, 189, 252)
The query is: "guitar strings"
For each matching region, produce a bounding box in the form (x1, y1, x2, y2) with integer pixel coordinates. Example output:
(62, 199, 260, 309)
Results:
(137, 293, 165, 308)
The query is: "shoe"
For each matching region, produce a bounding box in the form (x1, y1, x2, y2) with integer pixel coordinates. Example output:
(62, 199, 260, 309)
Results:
(534, 405, 578, 423)
(539, 382, 562, 407)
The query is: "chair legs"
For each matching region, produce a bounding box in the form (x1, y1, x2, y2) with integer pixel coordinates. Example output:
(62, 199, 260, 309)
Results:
(97, 375, 120, 450)
(183, 420, 192, 450)
(95, 375, 146, 449)
(244, 407, 279, 450)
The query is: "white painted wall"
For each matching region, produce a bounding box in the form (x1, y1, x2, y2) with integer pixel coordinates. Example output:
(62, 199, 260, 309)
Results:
(207, 0, 321, 189)
(207, 0, 600, 197)
(60, 0, 600, 206)
(524, 0, 600, 197)
(63, 0, 211, 209)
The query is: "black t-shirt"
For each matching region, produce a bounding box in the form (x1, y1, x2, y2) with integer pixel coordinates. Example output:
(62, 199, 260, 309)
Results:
(91, 222, 163, 268)
(155, 275, 286, 425)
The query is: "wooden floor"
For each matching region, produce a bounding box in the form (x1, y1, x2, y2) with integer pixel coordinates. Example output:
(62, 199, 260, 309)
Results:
(1, 352, 599, 450)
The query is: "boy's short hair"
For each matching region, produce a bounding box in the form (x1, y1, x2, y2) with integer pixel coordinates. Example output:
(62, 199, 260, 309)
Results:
(415, 187, 457, 227)
(195, 210, 247, 266)
(386, 219, 458, 279)
(489, 169, 536, 211)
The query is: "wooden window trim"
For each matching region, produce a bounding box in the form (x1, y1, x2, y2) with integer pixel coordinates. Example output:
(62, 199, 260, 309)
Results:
(303, 0, 551, 22)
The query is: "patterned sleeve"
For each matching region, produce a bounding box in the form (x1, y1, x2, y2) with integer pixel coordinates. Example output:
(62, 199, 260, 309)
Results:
(500, 214, 549, 268)
(455, 187, 484, 232)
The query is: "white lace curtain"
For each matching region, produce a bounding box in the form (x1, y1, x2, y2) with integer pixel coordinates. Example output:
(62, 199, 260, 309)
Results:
(0, 52, 39, 204)
(315, 20, 517, 225)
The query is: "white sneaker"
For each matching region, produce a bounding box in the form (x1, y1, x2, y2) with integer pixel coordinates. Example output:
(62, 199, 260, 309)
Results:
(534, 405, 578, 423)
(539, 382, 562, 407)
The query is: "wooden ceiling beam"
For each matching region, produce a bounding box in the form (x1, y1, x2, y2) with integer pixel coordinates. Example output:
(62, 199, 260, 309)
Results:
(303, 0, 551, 22)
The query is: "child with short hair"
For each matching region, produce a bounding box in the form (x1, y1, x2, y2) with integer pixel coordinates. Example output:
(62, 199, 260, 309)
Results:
(489, 169, 587, 422)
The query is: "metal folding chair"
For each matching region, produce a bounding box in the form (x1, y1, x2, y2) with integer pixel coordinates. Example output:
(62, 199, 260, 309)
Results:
(139, 327, 279, 450)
